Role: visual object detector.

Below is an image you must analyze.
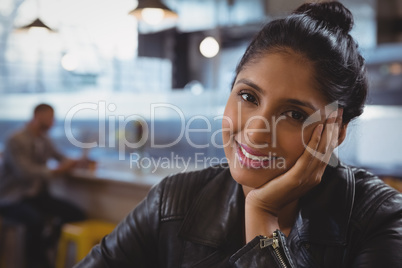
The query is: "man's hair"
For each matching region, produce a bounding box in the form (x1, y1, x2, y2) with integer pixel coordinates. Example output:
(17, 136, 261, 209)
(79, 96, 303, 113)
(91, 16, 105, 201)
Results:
(33, 103, 54, 115)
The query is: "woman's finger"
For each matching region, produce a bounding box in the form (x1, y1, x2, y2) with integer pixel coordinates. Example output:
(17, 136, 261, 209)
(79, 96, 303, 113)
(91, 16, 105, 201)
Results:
(316, 110, 338, 154)
(304, 109, 341, 173)
(322, 109, 343, 164)
(294, 123, 323, 170)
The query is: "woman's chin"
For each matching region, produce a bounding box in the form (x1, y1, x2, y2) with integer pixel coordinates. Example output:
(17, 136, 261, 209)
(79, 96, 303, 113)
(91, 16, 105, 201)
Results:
(227, 155, 292, 189)
(229, 164, 273, 188)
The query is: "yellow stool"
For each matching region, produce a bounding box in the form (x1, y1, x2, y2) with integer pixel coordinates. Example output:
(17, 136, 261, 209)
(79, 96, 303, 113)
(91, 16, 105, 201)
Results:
(56, 219, 116, 268)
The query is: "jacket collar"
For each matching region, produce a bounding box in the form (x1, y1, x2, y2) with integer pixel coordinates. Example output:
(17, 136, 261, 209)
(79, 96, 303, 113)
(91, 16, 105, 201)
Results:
(178, 162, 355, 248)
(178, 167, 245, 248)
(293, 162, 355, 246)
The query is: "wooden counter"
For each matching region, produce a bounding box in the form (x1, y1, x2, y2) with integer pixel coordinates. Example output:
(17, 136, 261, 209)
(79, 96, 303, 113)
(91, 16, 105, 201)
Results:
(49, 167, 166, 223)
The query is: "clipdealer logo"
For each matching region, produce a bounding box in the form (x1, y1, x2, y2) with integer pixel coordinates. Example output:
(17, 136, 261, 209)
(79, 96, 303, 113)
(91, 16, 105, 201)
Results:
(64, 100, 341, 169)
(64, 101, 227, 160)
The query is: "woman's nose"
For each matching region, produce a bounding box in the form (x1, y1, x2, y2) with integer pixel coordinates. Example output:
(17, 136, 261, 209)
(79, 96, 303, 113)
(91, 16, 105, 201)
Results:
(244, 115, 272, 147)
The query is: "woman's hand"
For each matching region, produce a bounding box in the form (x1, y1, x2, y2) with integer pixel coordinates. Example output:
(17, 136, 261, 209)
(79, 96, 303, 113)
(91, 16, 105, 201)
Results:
(244, 109, 343, 240)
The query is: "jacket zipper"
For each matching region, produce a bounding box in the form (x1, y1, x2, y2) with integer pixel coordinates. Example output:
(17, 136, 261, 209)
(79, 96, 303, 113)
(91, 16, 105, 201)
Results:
(259, 232, 288, 268)
(272, 232, 288, 268)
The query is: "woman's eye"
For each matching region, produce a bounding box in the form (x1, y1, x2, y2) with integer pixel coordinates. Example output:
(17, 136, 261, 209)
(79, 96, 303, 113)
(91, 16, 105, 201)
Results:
(284, 110, 307, 121)
(240, 93, 258, 105)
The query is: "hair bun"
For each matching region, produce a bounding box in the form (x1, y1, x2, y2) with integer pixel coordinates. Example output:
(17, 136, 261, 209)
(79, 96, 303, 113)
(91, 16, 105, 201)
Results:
(293, 2, 354, 34)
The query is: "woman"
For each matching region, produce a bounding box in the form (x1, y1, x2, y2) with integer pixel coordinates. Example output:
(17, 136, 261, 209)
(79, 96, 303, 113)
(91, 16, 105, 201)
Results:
(76, 2, 402, 267)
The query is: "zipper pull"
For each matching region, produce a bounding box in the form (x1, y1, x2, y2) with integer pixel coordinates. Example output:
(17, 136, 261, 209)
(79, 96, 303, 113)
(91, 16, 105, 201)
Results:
(259, 236, 273, 248)
(272, 232, 280, 249)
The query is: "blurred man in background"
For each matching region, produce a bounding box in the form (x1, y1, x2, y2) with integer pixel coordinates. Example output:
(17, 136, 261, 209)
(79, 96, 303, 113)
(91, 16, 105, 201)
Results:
(0, 103, 85, 268)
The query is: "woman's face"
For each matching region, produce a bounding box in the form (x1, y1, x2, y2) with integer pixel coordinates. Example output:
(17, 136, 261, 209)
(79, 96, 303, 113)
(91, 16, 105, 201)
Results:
(222, 51, 329, 189)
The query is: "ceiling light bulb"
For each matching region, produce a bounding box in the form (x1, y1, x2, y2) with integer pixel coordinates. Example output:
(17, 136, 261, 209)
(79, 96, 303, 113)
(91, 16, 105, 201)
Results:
(199, 37, 219, 58)
(28, 26, 49, 36)
(61, 53, 78, 71)
(141, 8, 165, 25)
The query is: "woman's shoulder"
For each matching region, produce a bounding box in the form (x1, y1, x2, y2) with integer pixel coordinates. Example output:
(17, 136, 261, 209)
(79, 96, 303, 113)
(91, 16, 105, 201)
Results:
(334, 162, 399, 197)
(334, 164, 402, 262)
(340, 164, 402, 227)
(348, 165, 401, 205)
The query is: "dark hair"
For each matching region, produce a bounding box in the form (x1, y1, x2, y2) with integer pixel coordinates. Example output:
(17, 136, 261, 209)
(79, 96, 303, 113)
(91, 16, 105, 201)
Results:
(34, 103, 54, 115)
(233, 1, 367, 123)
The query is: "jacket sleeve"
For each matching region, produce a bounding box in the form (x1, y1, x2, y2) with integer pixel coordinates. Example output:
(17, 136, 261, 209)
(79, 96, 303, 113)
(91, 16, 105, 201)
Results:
(74, 181, 163, 268)
(229, 230, 296, 267)
(351, 191, 402, 267)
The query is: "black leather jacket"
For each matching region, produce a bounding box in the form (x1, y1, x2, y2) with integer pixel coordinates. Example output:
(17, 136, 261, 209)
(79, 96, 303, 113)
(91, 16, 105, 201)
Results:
(76, 163, 402, 267)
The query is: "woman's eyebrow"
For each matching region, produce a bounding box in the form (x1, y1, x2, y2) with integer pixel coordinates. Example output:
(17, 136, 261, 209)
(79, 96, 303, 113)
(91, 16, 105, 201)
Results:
(235, 78, 264, 94)
(285, 99, 318, 111)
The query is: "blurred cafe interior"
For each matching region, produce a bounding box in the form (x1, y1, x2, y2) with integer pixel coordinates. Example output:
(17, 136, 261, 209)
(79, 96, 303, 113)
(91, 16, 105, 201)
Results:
(0, 0, 401, 266)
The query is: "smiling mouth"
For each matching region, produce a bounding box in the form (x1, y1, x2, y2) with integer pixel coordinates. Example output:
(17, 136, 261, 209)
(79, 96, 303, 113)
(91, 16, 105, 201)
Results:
(239, 145, 273, 161)
(236, 141, 278, 163)
(233, 141, 285, 169)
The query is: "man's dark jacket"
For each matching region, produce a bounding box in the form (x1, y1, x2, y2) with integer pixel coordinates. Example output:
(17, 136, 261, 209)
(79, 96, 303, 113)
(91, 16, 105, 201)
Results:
(76, 163, 402, 267)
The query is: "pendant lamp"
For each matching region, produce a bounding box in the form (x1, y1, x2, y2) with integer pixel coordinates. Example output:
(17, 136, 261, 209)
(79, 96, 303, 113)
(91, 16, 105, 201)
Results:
(16, 17, 55, 32)
(15, 0, 56, 33)
(129, 0, 178, 25)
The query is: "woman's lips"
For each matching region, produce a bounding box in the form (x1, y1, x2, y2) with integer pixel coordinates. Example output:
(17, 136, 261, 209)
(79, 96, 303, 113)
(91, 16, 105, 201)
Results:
(239, 145, 271, 161)
(239, 143, 271, 160)
(235, 142, 277, 168)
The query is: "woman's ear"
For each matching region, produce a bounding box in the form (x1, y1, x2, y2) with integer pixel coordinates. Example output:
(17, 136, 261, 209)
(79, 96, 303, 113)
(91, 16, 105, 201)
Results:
(337, 123, 349, 146)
